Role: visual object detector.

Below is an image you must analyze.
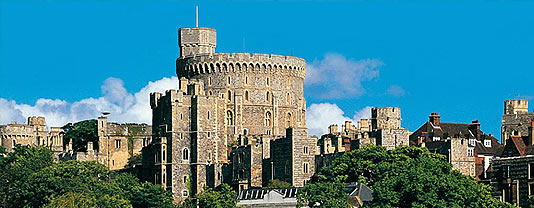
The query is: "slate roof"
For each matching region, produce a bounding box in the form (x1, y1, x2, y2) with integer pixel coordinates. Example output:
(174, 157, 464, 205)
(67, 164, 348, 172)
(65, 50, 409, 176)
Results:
(237, 188, 298, 200)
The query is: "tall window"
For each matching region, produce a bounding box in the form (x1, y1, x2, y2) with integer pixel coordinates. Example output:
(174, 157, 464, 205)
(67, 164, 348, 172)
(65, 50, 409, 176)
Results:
(115, 140, 121, 149)
(467, 147, 474, 157)
(303, 162, 309, 174)
(287, 93, 291, 104)
(245, 91, 249, 102)
(226, 110, 234, 125)
(227, 76, 231, 85)
(529, 163, 534, 179)
(227, 90, 232, 101)
(265, 111, 272, 127)
(245, 76, 248, 85)
(266, 77, 270, 86)
(266, 92, 270, 102)
(182, 148, 189, 161)
(303, 146, 308, 154)
(286, 113, 292, 128)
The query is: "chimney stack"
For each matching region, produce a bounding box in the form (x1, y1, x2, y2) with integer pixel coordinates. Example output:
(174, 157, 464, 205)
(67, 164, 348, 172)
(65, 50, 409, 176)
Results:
(429, 113, 440, 126)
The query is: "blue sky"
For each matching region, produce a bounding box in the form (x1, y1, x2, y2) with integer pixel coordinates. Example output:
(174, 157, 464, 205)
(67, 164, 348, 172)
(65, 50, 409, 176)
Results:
(1, 0, 534, 139)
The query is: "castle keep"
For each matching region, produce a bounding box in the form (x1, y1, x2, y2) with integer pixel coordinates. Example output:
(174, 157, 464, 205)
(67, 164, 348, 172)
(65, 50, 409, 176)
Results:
(142, 26, 314, 201)
(0, 116, 64, 153)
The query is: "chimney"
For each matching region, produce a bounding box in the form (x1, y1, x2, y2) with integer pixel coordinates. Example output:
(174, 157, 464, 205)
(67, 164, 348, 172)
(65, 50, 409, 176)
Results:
(469, 120, 481, 139)
(429, 113, 440, 126)
(529, 120, 534, 146)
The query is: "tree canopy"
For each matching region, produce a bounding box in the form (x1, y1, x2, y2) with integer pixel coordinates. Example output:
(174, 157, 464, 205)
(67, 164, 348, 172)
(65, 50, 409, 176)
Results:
(181, 184, 238, 208)
(298, 145, 514, 208)
(62, 119, 98, 151)
(0, 146, 175, 208)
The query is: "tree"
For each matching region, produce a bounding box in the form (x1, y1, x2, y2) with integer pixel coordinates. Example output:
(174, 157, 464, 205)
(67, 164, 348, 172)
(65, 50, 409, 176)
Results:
(0, 145, 54, 208)
(266, 179, 292, 189)
(297, 180, 350, 208)
(44, 192, 98, 208)
(299, 145, 514, 208)
(183, 184, 238, 208)
(62, 119, 98, 151)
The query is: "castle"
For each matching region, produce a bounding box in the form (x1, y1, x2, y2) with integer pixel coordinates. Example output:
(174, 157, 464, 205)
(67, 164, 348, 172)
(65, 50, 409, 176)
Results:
(501, 99, 534, 144)
(0, 116, 64, 154)
(141, 26, 314, 201)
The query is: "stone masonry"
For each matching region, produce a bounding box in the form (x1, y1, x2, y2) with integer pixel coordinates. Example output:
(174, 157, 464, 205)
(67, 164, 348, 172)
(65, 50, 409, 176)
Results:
(0, 116, 64, 153)
(143, 25, 315, 202)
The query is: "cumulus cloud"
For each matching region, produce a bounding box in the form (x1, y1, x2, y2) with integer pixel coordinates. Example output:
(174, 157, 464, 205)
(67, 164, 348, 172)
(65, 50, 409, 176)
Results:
(305, 53, 382, 99)
(0, 77, 178, 127)
(306, 103, 372, 137)
(387, 85, 405, 97)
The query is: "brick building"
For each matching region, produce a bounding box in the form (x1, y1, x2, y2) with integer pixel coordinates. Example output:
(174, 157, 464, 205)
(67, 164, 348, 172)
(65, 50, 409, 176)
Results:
(410, 113, 503, 178)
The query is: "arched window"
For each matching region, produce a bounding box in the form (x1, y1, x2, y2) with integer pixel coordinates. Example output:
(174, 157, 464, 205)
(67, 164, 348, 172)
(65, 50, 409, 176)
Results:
(265, 111, 272, 127)
(287, 93, 291, 104)
(182, 148, 189, 161)
(245, 76, 248, 85)
(286, 113, 292, 128)
(227, 110, 234, 126)
(245, 91, 249, 102)
(266, 92, 270, 102)
(228, 90, 232, 101)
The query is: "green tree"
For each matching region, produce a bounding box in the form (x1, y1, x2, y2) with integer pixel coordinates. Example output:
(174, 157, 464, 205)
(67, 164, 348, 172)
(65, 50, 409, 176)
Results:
(183, 184, 238, 208)
(297, 180, 350, 208)
(266, 179, 292, 189)
(44, 192, 98, 208)
(62, 119, 98, 151)
(300, 145, 514, 208)
(0, 145, 54, 208)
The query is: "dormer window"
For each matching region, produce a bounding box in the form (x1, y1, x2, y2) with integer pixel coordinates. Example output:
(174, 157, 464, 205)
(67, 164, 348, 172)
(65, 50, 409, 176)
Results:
(433, 137, 440, 141)
(484, 139, 491, 147)
(469, 139, 476, 146)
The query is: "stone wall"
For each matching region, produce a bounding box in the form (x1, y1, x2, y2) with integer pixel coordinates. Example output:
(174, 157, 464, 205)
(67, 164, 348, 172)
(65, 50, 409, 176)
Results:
(0, 116, 64, 153)
(449, 137, 475, 177)
(490, 155, 534, 207)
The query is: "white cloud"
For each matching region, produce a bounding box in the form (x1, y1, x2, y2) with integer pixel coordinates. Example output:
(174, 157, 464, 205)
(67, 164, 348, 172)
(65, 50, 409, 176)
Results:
(306, 103, 372, 137)
(387, 85, 405, 97)
(305, 53, 382, 99)
(0, 77, 178, 127)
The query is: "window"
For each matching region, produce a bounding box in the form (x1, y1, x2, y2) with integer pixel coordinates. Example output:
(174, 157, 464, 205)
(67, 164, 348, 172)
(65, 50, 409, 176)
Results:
(530, 163, 534, 179)
(469, 139, 476, 146)
(265, 111, 272, 127)
(182, 190, 189, 197)
(182, 148, 189, 161)
(183, 175, 188, 183)
(467, 147, 474, 157)
(303, 162, 309, 174)
(286, 113, 292, 128)
(208, 77, 212, 86)
(266, 77, 270, 86)
(484, 139, 491, 147)
(243, 128, 248, 135)
(287, 93, 291, 104)
(227, 77, 231, 85)
(245, 91, 249, 102)
(226, 110, 234, 125)
(530, 182, 534, 196)
(115, 139, 121, 149)
(245, 76, 248, 85)
(303, 146, 309, 155)
(207, 132, 211, 137)
(266, 92, 270, 102)
(433, 137, 440, 141)
(162, 149, 166, 162)
(227, 90, 232, 101)
(207, 111, 210, 120)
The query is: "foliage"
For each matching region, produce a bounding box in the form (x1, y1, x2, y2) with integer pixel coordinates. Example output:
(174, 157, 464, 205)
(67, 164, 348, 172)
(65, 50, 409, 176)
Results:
(182, 184, 238, 208)
(0, 146, 175, 208)
(43, 192, 98, 208)
(526, 196, 534, 208)
(299, 145, 514, 208)
(124, 154, 143, 170)
(266, 179, 292, 189)
(62, 119, 98, 151)
(297, 180, 350, 208)
(0, 145, 54, 208)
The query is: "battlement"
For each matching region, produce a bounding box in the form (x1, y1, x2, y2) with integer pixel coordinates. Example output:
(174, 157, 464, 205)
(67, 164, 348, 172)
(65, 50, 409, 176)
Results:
(176, 52, 306, 78)
(504, 99, 529, 115)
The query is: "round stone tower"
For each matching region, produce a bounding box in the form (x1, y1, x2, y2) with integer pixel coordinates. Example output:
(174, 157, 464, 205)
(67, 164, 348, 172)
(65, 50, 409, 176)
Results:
(175, 27, 307, 137)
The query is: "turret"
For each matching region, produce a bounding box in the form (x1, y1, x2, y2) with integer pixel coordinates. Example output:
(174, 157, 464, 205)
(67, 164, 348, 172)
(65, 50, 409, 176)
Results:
(504, 99, 528, 115)
(179, 27, 216, 58)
